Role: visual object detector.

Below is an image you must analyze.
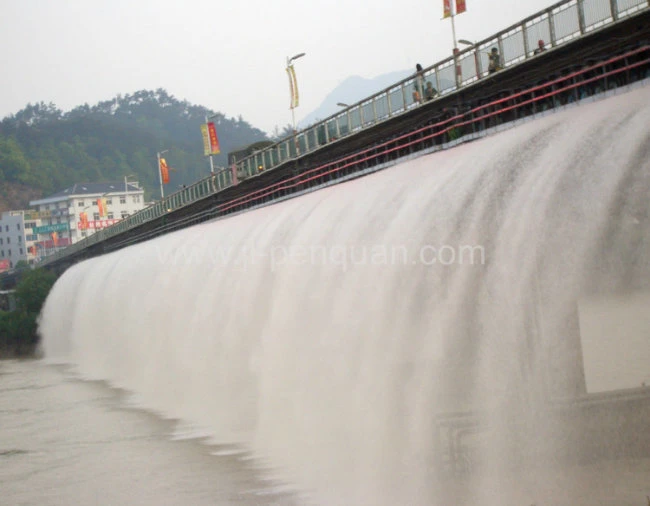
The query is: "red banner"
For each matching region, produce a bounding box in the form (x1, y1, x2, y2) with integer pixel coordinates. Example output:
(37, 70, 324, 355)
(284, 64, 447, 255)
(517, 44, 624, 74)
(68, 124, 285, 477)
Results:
(207, 122, 220, 154)
(79, 212, 89, 230)
(443, 0, 451, 18)
(0, 259, 9, 272)
(159, 158, 170, 184)
(97, 198, 105, 217)
(456, 0, 466, 14)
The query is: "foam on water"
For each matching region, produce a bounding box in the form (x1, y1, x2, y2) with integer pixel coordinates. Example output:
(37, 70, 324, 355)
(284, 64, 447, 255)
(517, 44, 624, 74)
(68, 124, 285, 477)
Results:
(39, 86, 650, 505)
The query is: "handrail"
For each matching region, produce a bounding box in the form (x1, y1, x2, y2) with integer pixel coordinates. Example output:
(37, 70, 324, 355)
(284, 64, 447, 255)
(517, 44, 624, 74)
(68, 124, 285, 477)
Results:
(39, 0, 649, 266)
(209, 47, 649, 215)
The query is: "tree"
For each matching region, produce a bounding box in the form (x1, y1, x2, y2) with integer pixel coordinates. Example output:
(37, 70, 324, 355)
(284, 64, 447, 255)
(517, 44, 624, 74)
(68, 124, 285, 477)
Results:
(14, 268, 57, 315)
(0, 268, 58, 358)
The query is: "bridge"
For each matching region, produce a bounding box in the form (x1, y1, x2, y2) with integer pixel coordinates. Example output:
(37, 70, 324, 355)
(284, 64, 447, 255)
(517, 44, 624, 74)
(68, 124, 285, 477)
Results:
(5, 0, 650, 282)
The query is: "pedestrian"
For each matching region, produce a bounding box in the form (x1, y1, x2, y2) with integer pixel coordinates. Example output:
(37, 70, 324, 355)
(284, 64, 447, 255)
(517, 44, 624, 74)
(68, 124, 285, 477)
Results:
(413, 63, 425, 104)
(425, 81, 438, 101)
(488, 47, 502, 73)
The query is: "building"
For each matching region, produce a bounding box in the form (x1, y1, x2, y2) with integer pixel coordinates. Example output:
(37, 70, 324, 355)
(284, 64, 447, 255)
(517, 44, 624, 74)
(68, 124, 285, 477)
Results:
(0, 210, 43, 269)
(28, 180, 145, 256)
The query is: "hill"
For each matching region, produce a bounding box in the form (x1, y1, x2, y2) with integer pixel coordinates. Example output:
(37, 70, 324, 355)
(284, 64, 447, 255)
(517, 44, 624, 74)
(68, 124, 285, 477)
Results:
(0, 89, 268, 209)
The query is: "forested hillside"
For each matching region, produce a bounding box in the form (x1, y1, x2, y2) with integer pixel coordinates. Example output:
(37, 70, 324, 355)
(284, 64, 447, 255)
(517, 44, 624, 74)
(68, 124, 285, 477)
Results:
(0, 89, 268, 209)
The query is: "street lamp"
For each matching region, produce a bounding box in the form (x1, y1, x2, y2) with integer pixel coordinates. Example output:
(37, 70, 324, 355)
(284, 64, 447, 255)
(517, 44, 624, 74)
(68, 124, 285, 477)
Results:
(286, 52, 306, 135)
(157, 150, 169, 200)
(458, 39, 482, 78)
(337, 102, 349, 108)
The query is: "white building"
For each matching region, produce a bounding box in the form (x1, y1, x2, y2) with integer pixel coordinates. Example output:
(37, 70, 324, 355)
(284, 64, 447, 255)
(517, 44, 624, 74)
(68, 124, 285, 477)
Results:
(28, 180, 145, 253)
(0, 210, 42, 270)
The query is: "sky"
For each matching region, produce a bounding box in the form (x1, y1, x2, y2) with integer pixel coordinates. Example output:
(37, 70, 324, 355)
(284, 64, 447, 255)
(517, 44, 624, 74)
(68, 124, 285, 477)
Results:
(1, 0, 555, 135)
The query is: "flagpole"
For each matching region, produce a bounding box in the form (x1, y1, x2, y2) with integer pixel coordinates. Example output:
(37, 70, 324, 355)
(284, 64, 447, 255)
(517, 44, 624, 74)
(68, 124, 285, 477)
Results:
(450, 10, 458, 50)
(450, 9, 461, 88)
(444, 0, 463, 88)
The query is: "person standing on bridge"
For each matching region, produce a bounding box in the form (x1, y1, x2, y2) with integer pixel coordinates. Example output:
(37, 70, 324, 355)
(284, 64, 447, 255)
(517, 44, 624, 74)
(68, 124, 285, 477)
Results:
(413, 63, 425, 104)
(534, 39, 546, 55)
(487, 47, 502, 74)
(425, 81, 438, 101)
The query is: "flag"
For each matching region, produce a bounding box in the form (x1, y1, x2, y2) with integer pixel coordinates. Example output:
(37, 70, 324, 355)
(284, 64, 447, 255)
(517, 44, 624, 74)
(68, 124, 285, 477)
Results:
(79, 212, 89, 230)
(200, 124, 211, 156)
(159, 157, 170, 184)
(97, 198, 107, 217)
(51, 232, 59, 246)
(287, 65, 299, 109)
(207, 122, 220, 154)
(456, 0, 466, 14)
(443, 0, 451, 18)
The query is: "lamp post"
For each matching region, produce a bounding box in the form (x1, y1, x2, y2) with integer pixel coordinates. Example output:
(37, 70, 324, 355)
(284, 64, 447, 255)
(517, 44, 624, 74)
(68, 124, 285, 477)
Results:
(286, 52, 306, 135)
(458, 39, 481, 78)
(336, 102, 349, 108)
(157, 150, 169, 200)
(124, 174, 138, 194)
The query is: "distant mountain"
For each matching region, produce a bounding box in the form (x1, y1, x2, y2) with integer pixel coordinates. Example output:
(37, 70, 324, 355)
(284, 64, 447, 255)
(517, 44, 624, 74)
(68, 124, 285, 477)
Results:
(298, 69, 413, 128)
(299, 69, 456, 128)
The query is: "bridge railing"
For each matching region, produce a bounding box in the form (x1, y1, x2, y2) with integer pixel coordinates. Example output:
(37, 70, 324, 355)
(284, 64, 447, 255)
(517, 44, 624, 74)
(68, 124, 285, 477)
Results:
(39, 0, 649, 267)
(235, 0, 648, 176)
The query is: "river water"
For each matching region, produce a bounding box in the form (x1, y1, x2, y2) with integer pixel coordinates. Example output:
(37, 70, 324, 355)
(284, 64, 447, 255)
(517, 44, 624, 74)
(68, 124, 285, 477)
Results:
(0, 359, 303, 506)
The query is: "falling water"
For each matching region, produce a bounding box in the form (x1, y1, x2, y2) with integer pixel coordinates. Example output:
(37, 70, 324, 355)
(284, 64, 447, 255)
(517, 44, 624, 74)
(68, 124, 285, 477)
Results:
(39, 85, 650, 505)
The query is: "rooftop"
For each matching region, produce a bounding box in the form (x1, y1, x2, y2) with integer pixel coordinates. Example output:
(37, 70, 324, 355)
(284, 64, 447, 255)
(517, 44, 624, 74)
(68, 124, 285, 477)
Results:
(30, 181, 142, 206)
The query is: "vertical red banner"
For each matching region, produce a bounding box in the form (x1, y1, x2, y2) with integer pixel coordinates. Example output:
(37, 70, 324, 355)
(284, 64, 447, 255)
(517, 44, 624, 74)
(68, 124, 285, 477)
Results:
(443, 0, 451, 18)
(159, 158, 170, 184)
(207, 122, 220, 154)
(97, 198, 105, 217)
(456, 0, 466, 14)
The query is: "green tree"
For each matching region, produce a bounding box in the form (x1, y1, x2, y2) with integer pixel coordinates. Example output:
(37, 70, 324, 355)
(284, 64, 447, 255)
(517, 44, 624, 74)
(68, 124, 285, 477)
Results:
(0, 268, 57, 358)
(14, 268, 57, 314)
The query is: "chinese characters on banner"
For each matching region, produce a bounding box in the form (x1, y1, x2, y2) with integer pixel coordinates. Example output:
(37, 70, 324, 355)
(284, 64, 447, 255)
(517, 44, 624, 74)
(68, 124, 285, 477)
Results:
(207, 122, 220, 154)
(77, 219, 120, 230)
(201, 122, 220, 156)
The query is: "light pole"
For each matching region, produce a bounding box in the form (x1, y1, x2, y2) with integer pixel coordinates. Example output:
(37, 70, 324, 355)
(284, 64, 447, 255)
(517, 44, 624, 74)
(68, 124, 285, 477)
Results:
(336, 102, 349, 108)
(286, 52, 306, 135)
(444, 4, 465, 87)
(157, 150, 169, 200)
(458, 39, 482, 78)
(124, 174, 138, 194)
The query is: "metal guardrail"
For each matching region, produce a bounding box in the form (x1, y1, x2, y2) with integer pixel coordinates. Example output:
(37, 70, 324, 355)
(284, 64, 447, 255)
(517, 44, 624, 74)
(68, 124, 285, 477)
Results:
(40, 0, 649, 267)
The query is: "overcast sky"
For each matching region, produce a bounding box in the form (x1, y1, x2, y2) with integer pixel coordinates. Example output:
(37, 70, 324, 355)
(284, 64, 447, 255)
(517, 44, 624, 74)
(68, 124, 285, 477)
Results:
(2, 0, 554, 135)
